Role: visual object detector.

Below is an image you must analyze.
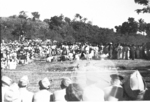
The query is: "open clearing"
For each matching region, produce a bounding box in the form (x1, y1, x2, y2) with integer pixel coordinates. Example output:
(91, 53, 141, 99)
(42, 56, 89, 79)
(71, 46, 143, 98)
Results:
(2, 59, 150, 92)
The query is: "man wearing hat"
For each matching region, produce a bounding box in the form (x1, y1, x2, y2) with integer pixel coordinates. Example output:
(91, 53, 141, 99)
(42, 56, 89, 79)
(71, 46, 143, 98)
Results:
(103, 74, 124, 101)
(18, 75, 34, 102)
(123, 70, 147, 100)
(52, 77, 72, 102)
(4, 83, 21, 102)
(2, 76, 12, 102)
(65, 83, 83, 101)
(32, 77, 52, 102)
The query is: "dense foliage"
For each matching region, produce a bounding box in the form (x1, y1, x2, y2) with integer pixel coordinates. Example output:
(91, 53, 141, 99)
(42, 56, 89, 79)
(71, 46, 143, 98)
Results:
(1, 11, 150, 45)
(134, 0, 150, 13)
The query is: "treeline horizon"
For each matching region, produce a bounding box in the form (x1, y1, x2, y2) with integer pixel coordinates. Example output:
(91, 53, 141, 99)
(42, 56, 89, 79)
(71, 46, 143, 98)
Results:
(1, 11, 150, 45)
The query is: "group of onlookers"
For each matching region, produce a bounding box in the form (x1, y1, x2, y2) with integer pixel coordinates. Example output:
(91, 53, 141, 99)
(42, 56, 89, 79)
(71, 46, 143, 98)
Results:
(1, 39, 150, 69)
(2, 70, 150, 102)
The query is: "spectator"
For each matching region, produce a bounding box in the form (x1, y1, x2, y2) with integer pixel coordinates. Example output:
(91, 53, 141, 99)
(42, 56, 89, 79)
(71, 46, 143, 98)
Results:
(4, 83, 21, 102)
(123, 70, 147, 100)
(65, 83, 83, 101)
(143, 88, 150, 100)
(83, 82, 105, 101)
(103, 74, 124, 101)
(2, 76, 12, 102)
(52, 77, 72, 102)
(130, 44, 136, 60)
(32, 77, 52, 102)
(116, 44, 123, 59)
(18, 75, 34, 102)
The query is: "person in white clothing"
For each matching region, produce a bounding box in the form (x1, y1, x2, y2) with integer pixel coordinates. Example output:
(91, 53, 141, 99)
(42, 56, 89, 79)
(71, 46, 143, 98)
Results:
(8, 59, 17, 69)
(18, 75, 34, 102)
(52, 77, 72, 102)
(33, 77, 52, 102)
(4, 83, 21, 102)
(103, 74, 124, 101)
(2, 76, 12, 102)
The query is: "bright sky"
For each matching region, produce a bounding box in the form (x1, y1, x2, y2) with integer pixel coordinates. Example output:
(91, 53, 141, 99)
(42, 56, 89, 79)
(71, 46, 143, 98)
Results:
(0, 0, 150, 29)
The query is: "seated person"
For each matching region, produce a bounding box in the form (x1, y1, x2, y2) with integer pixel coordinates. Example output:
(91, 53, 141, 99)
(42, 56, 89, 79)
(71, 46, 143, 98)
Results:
(103, 74, 124, 101)
(123, 70, 147, 100)
(52, 77, 72, 102)
(65, 83, 83, 101)
(2, 76, 13, 102)
(18, 75, 34, 102)
(33, 77, 52, 102)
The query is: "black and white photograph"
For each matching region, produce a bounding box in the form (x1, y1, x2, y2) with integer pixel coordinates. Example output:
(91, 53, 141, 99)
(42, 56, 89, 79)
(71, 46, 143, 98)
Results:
(1, 0, 150, 101)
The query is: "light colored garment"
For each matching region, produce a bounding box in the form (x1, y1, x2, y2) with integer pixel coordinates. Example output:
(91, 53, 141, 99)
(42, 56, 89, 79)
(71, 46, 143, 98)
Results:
(8, 60, 17, 69)
(83, 84, 104, 101)
(103, 85, 123, 101)
(4, 83, 21, 102)
(53, 89, 67, 102)
(33, 90, 52, 102)
(19, 88, 34, 102)
(124, 70, 147, 100)
(2, 86, 9, 102)
(130, 71, 145, 91)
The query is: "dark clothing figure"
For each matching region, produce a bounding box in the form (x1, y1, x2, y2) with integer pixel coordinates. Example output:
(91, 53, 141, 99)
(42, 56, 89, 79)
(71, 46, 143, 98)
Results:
(136, 46, 140, 59)
(130, 46, 136, 60)
(109, 44, 113, 59)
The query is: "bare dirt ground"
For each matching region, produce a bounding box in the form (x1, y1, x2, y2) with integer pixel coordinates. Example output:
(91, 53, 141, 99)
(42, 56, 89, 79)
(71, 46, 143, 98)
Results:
(2, 59, 150, 92)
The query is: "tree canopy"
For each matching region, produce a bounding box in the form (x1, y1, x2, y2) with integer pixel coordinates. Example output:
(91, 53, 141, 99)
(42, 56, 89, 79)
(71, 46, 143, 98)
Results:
(1, 12, 150, 45)
(134, 0, 150, 13)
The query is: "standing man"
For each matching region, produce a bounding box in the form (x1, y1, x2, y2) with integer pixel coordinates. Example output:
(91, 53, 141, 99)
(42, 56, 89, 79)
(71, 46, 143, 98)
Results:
(130, 44, 136, 60)
(108, 42, 113, 59)
(116, 44, 123, 59)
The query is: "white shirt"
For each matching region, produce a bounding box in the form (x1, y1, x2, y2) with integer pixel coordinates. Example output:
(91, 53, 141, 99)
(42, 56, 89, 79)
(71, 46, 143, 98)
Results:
(83, 84, 104, 101)
(2, 86, 9, 102)
(33, 90, 52, 102)
(53, 89, 67, 102)
(19, 88, 34, 102)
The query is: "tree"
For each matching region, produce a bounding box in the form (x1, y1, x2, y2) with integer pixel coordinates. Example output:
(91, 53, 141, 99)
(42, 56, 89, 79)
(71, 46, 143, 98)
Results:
(115, 25, 121, 33)
(115, 17, 138, 35)
(64, 17, 71, 24)
(18, 11, 28, 19)
(83, 18, 87, 23)
(127, 17, 138, 34)
(138, 19, 147, 32)
(9, 15, 17, 18)
(74, 13, 82, 21)
(49, 15, 64, 29)
(87, 21, 92, 25)
(43, 19, 50, 24)
(135, 0, 150, 13)
(146, 23, 150, 37)
(32, 12, 40, 21)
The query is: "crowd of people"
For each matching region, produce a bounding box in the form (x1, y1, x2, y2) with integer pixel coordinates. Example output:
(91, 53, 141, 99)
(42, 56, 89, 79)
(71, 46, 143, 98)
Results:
(1, 38, 150, 69)
(1, 38, 150, 101)
(2, 70, 150, 102)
